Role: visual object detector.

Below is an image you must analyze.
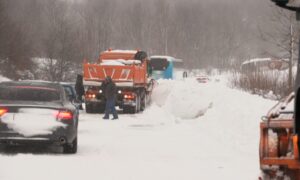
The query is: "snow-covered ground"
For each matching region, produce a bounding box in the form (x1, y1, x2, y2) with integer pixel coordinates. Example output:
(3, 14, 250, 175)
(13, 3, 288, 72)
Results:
(0, 75, 275, 180)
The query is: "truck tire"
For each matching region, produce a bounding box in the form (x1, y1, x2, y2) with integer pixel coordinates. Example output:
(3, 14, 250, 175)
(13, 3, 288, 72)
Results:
(136, 93, 141, 113)
(63, 137, 77, 154)
(140, 91, 146, 111)
(86, 103, 93, 113)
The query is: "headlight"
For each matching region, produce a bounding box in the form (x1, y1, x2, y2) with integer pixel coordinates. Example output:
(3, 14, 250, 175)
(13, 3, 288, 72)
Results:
(99, 90, 103, 93)
(118, 90, 122, 94)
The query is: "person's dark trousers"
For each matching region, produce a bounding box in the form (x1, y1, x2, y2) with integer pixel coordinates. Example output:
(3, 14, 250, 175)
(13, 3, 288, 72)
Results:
(103, 99, 118, 119)
(77, 96, 83, 110)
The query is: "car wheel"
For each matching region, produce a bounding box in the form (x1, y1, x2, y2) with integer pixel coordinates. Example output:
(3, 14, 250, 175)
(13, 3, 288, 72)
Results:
(63, 137, 77, 154)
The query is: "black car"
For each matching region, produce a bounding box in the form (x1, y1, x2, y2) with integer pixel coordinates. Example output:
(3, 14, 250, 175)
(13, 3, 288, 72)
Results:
(0, 81, 78, 154)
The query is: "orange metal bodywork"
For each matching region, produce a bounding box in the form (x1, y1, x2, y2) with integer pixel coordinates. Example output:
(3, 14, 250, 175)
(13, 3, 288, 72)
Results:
(83, 50, 148, 86)
(259, 93, 300, 178)
(98, 51, 136, 62)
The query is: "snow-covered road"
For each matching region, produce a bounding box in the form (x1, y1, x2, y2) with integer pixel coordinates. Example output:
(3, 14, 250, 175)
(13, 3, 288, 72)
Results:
(0, 77, 275, 180)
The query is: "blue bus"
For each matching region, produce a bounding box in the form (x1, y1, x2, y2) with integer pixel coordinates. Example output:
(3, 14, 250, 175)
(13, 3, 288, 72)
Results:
(149, 56, 183, 80)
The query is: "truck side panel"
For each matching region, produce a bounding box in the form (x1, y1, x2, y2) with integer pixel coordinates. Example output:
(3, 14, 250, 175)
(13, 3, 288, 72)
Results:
(83, 62, 148, 85)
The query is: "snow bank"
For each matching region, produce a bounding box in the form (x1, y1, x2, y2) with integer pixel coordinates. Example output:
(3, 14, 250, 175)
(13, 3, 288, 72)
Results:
(1, 108, 66, 137)
(151, 78, 213, 119)
(0, 75, 9, 82)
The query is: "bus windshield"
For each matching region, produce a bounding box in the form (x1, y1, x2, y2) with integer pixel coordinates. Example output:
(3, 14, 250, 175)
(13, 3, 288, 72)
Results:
(150, 58, 169, 71)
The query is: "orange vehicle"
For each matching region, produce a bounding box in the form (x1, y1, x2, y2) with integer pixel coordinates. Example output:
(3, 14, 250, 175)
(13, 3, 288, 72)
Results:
(259, 93, 300, 179)
(83, 49, 154, 113)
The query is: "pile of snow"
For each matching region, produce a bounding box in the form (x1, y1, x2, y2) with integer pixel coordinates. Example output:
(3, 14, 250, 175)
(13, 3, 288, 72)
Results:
(1, 108, 66, 137)
(151, 78, 213, 119)
(0, 75, 9, 82)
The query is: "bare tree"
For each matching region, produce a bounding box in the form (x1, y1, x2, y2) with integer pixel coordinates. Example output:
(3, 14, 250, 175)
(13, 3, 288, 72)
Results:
(259, 6, 298, 93)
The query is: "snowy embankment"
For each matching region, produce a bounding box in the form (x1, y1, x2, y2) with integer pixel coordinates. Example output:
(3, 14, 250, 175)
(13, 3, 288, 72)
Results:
(0, 75, 275, 180)
(0, 75, 9, 82)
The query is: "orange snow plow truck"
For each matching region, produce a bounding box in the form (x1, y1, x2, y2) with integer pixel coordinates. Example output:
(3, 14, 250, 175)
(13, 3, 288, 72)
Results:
(83, 50, 154, 114)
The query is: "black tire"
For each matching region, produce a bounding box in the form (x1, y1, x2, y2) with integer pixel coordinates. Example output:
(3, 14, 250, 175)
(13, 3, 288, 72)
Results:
(63, 137, 77, 154)
(85, 103, 93, 113)
(140, 90, 147, 111)
(136, 93, 141, 113)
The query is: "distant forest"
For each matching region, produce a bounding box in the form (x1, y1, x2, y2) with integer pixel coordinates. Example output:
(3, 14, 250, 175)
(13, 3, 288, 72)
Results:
(0, 0, 294, 80)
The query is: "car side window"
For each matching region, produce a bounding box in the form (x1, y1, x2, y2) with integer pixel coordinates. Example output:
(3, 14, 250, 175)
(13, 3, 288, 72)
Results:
(63, 86, 76, 101)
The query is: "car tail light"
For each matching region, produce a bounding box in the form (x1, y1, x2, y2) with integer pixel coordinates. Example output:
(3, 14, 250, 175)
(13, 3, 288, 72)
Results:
(0, 108, 8, 117)
(55, 111, 73, 120)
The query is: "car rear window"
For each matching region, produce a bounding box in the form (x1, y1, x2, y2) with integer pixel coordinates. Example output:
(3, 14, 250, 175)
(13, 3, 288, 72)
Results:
(0, 86, 61, 102)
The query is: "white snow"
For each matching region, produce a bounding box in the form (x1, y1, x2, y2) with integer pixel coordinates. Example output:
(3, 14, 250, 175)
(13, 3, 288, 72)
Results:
(150, 55, 182, 62)
(268, 129, 278, 152)
(100, 60, 125, 66)
(242, 57, 273, 65)
(0, 75, 9, 82)
(1, 108, 66, 137)
(104, 50, 138, 54)
(101, 59, 141, 66)
(152, 78, 213, 119)
(0, 74, 275, 180)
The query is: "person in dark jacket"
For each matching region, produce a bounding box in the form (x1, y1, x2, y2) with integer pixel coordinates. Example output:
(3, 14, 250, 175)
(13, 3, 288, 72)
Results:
(103, 76, 118, 120)
(75, 74, 85, 110)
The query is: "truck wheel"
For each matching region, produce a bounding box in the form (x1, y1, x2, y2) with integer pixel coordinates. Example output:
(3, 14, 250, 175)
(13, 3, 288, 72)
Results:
(140, 93, 146, 111)
(86, 104, 93, 113)
(63, 137, 77, 154)
(136, 93, 141, 113)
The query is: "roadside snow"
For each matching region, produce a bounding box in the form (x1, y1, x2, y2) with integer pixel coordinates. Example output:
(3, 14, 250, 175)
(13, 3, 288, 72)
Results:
(152, 78, 213, 119)
(0, 75, 9, 82)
